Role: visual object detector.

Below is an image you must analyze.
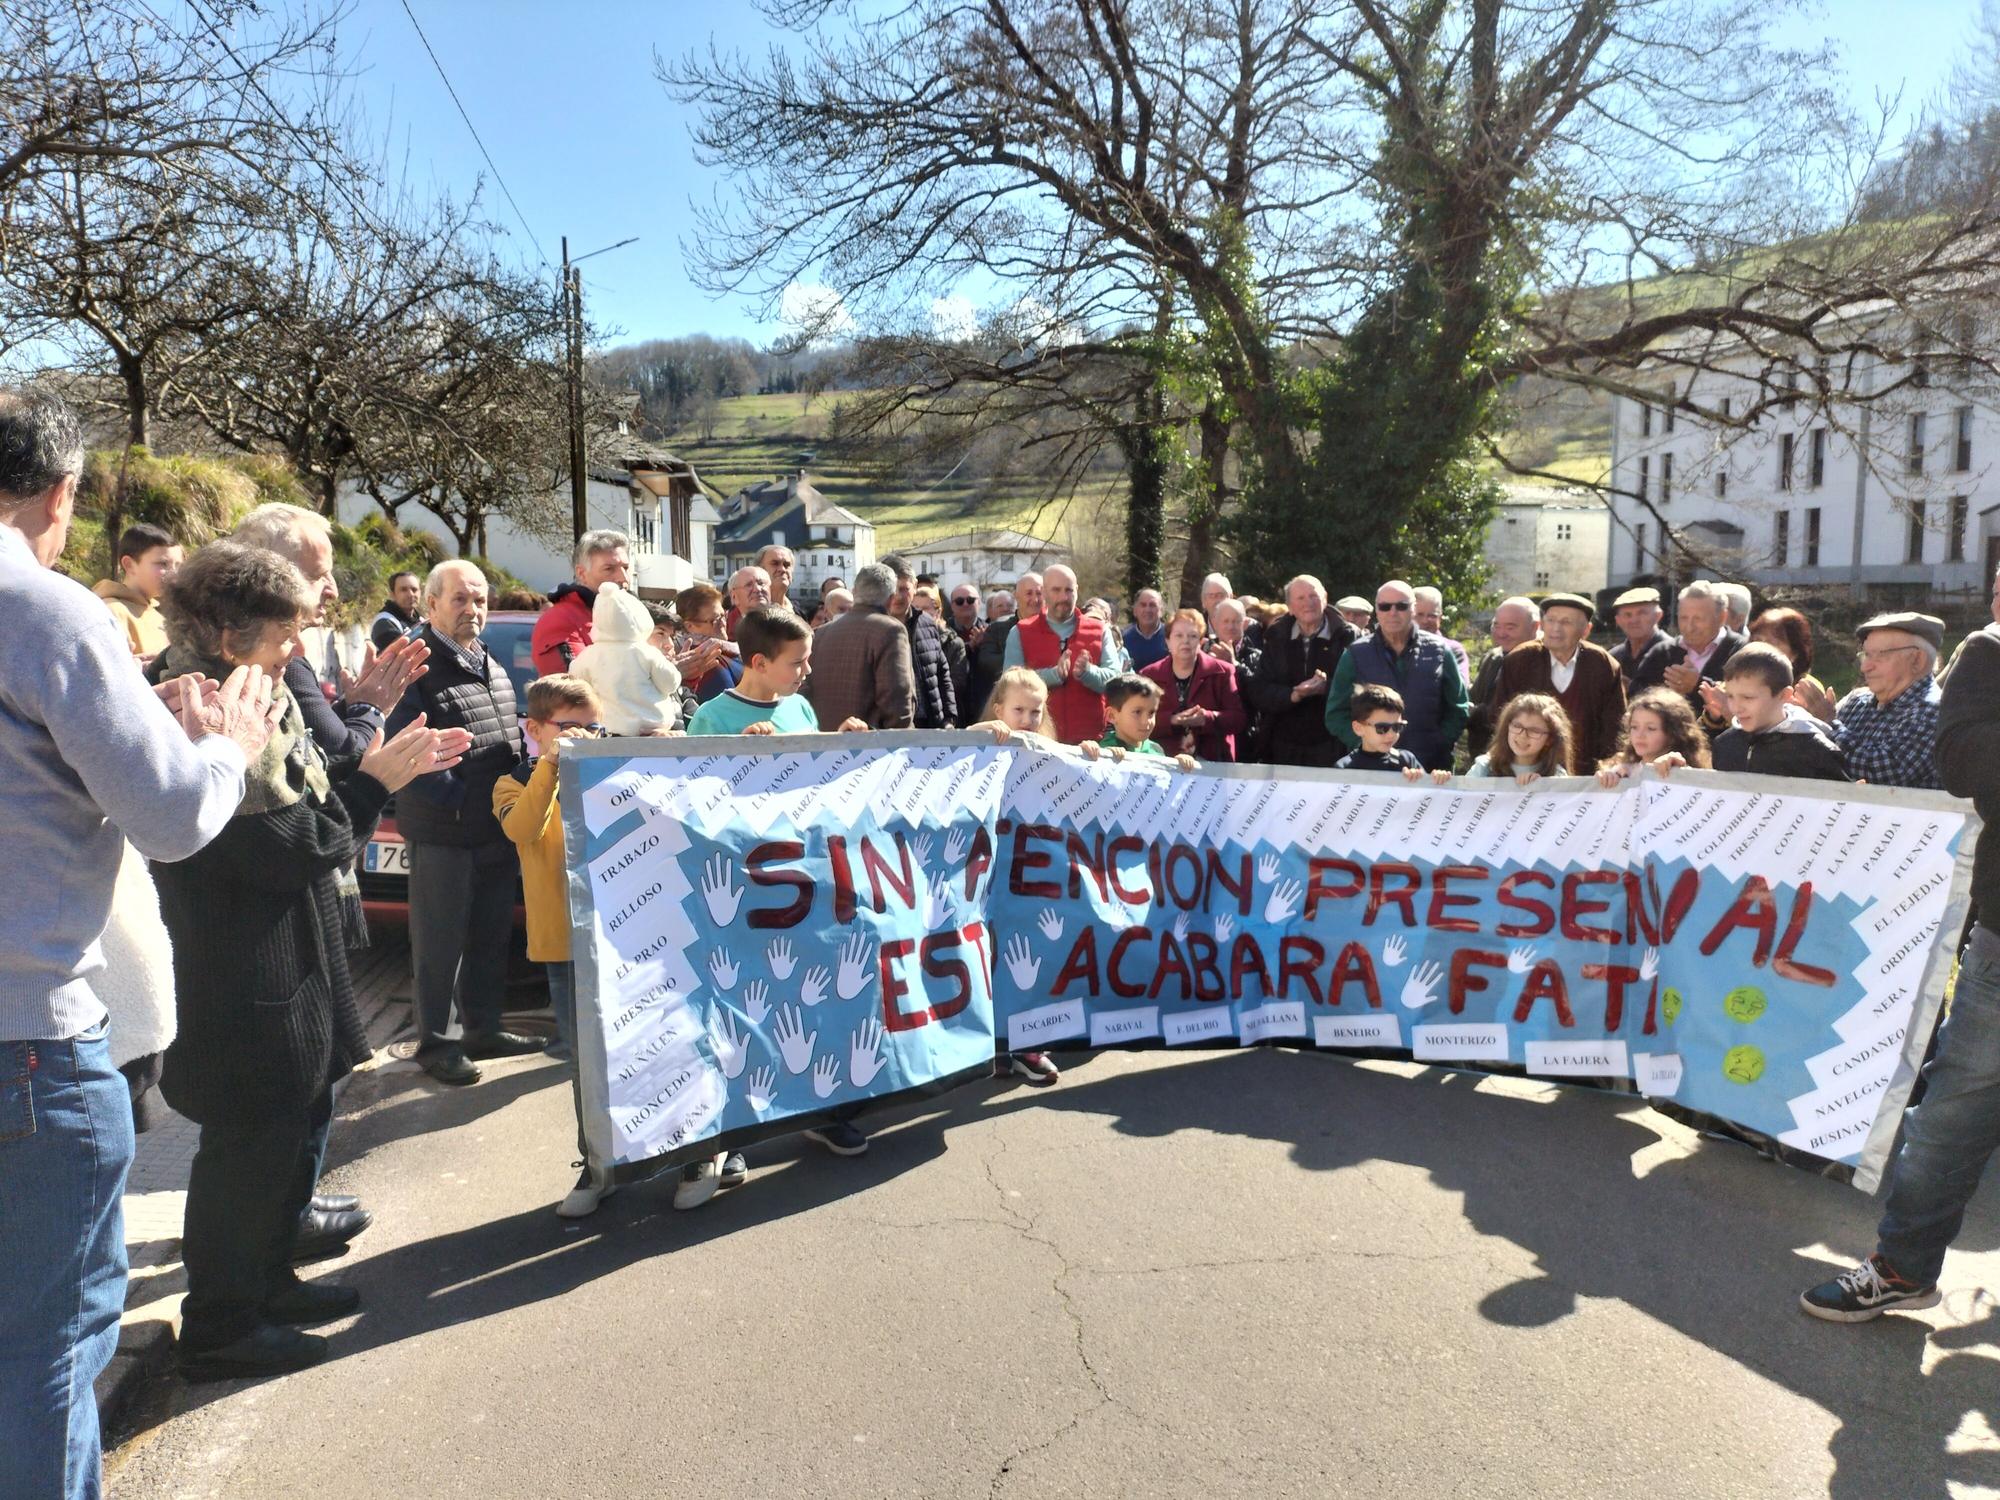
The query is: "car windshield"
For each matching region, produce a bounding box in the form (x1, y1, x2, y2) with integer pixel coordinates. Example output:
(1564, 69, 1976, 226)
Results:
(483, 617, 540, 712)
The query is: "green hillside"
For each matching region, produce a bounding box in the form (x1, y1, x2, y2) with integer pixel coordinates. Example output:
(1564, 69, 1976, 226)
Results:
(664, 391, 1124, 550)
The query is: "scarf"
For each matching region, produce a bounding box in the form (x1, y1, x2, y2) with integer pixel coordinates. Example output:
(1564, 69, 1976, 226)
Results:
(156, 644, 330, 817)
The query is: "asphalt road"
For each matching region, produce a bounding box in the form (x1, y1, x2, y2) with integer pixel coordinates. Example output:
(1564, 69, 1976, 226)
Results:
(107, 1046, 2000, 1500)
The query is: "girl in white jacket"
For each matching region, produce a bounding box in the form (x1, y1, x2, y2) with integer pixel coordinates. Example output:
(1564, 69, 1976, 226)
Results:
(571, 582, 683, 735)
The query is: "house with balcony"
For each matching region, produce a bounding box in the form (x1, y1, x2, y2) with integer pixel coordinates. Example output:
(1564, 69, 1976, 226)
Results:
(898, 528, 1069, 597)
(711, 469, 875, 599)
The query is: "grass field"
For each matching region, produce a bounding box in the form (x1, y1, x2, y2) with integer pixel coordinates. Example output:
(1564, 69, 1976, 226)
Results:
(663, 391, 1124, 551)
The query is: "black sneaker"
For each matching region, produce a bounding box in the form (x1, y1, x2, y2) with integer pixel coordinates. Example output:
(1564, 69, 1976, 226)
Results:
(802, 1121, 870, 1157)
(1800, 1255, 1942, 1322)
(264, 1277, 361, 1326)
(720, 1152, 748, 1186)
(179, 1324, 329, 1383)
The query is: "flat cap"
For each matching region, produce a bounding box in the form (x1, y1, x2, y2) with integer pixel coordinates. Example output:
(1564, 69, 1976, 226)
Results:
(1538, 591, 1597, 620)
(1855, 611, 1944, 651)
(1612, 586, 1661, 608)
(1334, 596, 1373, 613)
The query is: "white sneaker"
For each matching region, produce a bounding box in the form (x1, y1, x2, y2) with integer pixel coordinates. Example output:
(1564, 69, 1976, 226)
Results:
(557, 1165, 615, 1219)
(673, 1153, 727, 1211)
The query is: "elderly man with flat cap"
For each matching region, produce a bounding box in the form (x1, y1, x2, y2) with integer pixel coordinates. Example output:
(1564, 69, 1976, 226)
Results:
(1826, 612, 1945, 789)
(1610, 586, 1675, 692)
(1495, 591, 1625, 770)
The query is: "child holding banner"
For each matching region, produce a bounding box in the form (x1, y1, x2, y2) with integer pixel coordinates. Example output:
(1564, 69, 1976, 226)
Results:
(685, 606, 878, 1158)
(1467, 694, 1573, 784)
(500, 674, 747, 1217)
(1335, 684, 1452, 782)
(1099, 674, 1199, 770)
(1706, 645, 1849, 781)
(1595, 688, 1711, 786)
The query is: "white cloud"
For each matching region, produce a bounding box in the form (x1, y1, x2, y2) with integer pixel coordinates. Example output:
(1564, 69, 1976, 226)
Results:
(778, 281, 857, 345)
(928, 293, 978, 342)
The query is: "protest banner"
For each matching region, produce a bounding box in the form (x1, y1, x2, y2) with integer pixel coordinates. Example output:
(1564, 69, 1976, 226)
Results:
(561, 733, 1977, 1193)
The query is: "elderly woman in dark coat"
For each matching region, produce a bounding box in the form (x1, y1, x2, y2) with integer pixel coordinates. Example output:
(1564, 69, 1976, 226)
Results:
(150, 543, 465, 1381)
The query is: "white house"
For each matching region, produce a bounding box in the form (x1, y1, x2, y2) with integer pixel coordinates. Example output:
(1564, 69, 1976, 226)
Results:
(896, 528, 1069, 596)
(1605, 323, 1998, 606)
(711, 470, 875, 600)
(1482, 485, 1609, 598)
(335, 431, 718, 602)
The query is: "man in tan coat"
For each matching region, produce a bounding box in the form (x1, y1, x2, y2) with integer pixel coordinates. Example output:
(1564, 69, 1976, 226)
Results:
(802, 563, 916, 729)
(1495, 592, 1625, 770)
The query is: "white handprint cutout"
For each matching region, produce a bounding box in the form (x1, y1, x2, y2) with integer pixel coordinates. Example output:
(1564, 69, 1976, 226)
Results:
(700, 855, 741, 925)
(741, 980, 770, 1025)
(1263, 879, 1304, 924)
(800, 966, 831, 1007)
(767, 938, 797, 981)
(707, 951, 739, 991)
(774, 1006, 816, 1075)
(1036, 909, 1064, 942)
(1256, 853, 1281, 883)
(709, 1011, 748, 1080)
(1214, 913, 1235, 943)
(1380, 934, 1408, 968)
(911, 834, 935, 869)
(1400, 960, 1446, 1010)
(836, 933, 874, 1000)
(744, 1066, 777, 1117)
(1507, 945, 1540, 975)
(849, 1019, 887, 1089)
(1003, 934, 1041, 990)
(1172, 911, 1190, 943)
(1640, 947, 1660, 981)
(812, 1053, 842, 1100)
(923, 878, 952, 929)
(943, 827, 970, 867)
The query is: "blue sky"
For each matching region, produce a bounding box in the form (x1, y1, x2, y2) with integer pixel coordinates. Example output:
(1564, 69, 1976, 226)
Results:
(337, 0, 1984, 352)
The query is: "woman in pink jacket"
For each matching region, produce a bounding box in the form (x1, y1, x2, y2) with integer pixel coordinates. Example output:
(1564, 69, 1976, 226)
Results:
(1141, 609, 1248, 762)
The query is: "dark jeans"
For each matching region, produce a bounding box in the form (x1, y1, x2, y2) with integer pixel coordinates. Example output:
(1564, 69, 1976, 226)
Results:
(407, 841, 514, 1056)
(0, 1023, 132, 1500)
(180, 1090, 323, 1350)
(1875, 930, 2000, 1284)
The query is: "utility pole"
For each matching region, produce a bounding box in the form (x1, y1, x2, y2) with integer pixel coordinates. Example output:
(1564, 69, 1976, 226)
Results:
(559, 236, 638, 546)
(563, 237, 588, 545)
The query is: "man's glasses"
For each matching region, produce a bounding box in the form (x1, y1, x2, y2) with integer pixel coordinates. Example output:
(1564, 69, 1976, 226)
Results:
(1376, 601, 1411, 612)
(952, 596, 977, 606)
(1855, 645, 1920, 665)
(1366, 721, 1408, 734)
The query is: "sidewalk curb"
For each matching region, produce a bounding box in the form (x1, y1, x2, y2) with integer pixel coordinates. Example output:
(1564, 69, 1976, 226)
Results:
(97, 937, 415, 1438)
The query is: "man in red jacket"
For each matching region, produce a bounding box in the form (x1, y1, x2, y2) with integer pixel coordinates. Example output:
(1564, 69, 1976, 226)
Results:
(530, 529, 630, 675)
(1003, 563, 1119, 744)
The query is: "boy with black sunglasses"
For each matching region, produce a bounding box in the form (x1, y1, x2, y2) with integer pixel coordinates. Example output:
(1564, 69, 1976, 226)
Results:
(1336, 683, 1440, 781)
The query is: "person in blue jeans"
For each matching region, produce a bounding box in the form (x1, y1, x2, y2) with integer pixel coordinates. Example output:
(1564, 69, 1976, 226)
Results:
(0, 388, 269, 1499)
(1802, 614, 2000, 1320)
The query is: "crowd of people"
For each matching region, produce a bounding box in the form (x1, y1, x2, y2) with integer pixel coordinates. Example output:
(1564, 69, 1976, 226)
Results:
(4, 384, 1998, 1499)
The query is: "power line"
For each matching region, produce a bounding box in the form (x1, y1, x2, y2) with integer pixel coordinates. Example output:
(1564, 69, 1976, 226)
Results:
(396, 0, 550, 271)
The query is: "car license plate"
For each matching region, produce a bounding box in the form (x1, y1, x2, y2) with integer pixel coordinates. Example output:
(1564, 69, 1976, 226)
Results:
(365, 841, 410, 875)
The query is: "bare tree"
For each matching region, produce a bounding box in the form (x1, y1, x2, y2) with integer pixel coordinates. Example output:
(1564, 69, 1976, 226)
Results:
(662, 0, 2000, 597)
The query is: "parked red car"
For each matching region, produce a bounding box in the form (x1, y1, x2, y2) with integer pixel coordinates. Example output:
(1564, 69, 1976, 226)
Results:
(359, 611, 543, 927)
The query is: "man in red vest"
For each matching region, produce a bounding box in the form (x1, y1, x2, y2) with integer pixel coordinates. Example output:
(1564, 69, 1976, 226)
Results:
(1003, 563, 1119, 743)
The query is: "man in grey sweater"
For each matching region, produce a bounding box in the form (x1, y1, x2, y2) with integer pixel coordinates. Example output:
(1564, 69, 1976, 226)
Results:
(0, 389, 276, 1500)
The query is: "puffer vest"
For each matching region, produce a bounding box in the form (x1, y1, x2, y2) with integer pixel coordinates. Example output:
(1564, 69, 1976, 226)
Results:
(1347, 630, 1452, 768)
(393, 624, 519, 847)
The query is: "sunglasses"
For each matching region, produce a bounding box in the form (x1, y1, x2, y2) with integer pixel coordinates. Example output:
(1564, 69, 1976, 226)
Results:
(952, 596, 977, 606)
(1375, 601, 1411, 612)
(1365, 721, 1408, 734)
